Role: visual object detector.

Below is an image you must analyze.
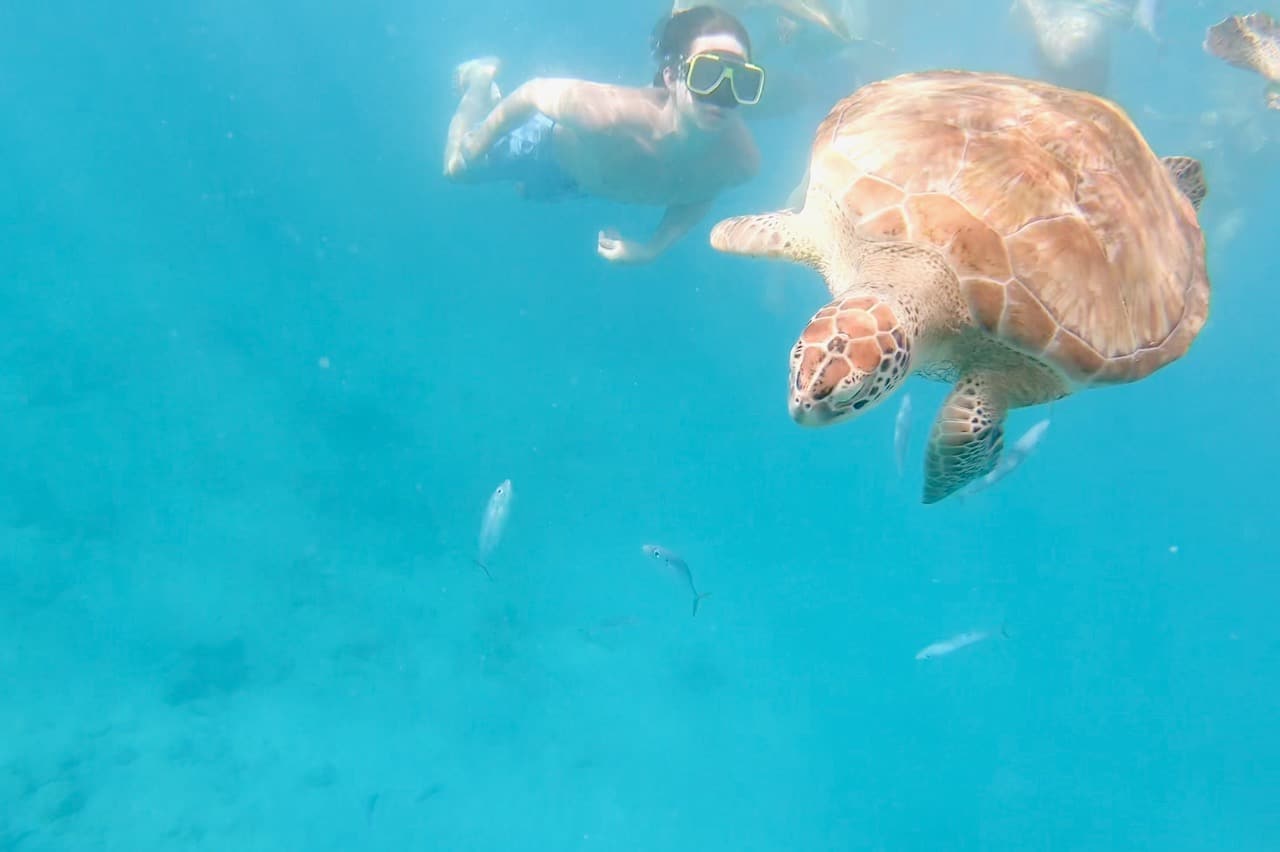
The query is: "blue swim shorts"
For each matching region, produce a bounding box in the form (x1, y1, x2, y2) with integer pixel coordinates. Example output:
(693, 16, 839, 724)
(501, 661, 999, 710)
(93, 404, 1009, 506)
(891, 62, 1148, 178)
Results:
(464, 112, 581, 202)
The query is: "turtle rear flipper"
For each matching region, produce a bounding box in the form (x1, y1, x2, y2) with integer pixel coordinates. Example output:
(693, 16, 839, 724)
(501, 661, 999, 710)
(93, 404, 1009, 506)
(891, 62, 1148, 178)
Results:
(1205, 13, 1280, 81)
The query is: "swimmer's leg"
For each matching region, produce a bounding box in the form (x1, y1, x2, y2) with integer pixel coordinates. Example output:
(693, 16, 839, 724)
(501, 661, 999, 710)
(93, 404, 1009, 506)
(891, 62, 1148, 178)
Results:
(445, 56, 502, 178)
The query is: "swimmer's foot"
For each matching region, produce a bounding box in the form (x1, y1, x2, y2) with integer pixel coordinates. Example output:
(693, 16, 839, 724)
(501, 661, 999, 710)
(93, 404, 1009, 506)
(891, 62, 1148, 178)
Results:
(445, 56, 502, 178)
(453, 56, 501, 98)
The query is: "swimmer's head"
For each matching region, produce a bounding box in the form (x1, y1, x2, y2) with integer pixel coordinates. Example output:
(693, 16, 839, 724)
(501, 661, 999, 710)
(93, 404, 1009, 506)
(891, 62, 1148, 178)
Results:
(652, 6, 753, 75)
(651, 6, 754, 129)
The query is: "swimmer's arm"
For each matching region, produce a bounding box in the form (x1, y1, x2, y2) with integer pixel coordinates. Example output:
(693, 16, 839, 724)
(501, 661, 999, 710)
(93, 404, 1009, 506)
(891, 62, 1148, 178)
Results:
(643, 201, 714, 259)
(598, 201, 712, 264)
(462, 79, 637, 159)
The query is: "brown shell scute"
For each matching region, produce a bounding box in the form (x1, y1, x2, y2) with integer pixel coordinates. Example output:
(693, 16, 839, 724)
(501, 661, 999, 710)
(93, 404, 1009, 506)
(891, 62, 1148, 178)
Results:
(1005, 216, 1136, 358)
(806, 70, 1209, 383)
(951, 134, 1078, 235)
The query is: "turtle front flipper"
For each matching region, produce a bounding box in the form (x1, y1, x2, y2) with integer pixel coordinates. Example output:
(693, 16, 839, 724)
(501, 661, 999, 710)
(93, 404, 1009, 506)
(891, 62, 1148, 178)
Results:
(923, 373, 1008, 504)
(710, 210, 824, 268)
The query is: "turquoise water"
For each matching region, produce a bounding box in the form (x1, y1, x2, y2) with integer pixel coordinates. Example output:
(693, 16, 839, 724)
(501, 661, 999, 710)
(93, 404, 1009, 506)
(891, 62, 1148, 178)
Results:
(2, 1, 1277, 848)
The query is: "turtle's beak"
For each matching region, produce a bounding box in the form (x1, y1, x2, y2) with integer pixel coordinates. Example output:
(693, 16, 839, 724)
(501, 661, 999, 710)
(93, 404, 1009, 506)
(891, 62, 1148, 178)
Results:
(789, 392, 845, 426)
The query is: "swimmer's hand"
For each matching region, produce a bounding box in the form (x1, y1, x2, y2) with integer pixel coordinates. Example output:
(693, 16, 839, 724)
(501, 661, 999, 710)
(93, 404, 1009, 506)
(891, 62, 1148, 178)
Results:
(597, 230, 654, 264)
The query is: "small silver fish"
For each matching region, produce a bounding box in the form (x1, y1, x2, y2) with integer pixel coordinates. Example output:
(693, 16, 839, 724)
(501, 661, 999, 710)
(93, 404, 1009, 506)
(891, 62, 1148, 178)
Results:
(914, 626, 1008, 660)
(642, 544, 711, 616)
(893, 393, 913, 476)
(963, 418, 1051, 496)
(475, 479, 513, 577)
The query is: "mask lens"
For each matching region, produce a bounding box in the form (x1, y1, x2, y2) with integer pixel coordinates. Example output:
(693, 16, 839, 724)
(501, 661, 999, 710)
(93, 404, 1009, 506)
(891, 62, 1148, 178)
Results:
(730, 64, 764, 103)
(686, 55, 727, 94)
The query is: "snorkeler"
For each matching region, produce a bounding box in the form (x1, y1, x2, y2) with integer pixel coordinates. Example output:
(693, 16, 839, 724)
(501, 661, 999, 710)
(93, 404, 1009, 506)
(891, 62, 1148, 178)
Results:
(443, 6, 764, 264)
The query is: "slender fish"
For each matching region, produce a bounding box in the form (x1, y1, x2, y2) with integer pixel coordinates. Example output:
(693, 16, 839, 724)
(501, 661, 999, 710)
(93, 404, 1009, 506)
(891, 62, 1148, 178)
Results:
(475, 479, 513, 578)
(914, 626, 1009, 660)
(1133, 0, 1159, 41)
(963, 418, 1050, 496)
(642, 544, 711, 616)
(893, 393, 913, 476)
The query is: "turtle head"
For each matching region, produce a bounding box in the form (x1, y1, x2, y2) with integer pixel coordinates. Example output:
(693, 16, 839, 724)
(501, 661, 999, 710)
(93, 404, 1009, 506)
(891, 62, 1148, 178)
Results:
(708, 210, 917, 425)
(789, 294, 912, 426)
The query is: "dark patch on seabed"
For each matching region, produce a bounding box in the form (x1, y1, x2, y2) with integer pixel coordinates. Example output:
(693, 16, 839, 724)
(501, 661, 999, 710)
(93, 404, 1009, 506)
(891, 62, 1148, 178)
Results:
(164, 637, 250, 706)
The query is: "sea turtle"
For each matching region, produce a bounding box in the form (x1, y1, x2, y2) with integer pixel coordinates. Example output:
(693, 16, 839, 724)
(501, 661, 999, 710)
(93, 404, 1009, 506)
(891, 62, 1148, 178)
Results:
(710, 70, 1210, 504)
(1204, 12, 1280, 111)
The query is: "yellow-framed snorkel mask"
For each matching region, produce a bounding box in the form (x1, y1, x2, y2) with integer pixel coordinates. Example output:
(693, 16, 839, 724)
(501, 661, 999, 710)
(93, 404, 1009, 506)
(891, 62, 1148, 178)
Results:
(682, 52, 766, 107)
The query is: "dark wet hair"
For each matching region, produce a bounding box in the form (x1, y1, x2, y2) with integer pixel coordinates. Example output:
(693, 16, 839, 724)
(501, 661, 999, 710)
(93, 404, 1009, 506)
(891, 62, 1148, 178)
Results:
(650, 6, 752, 86)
